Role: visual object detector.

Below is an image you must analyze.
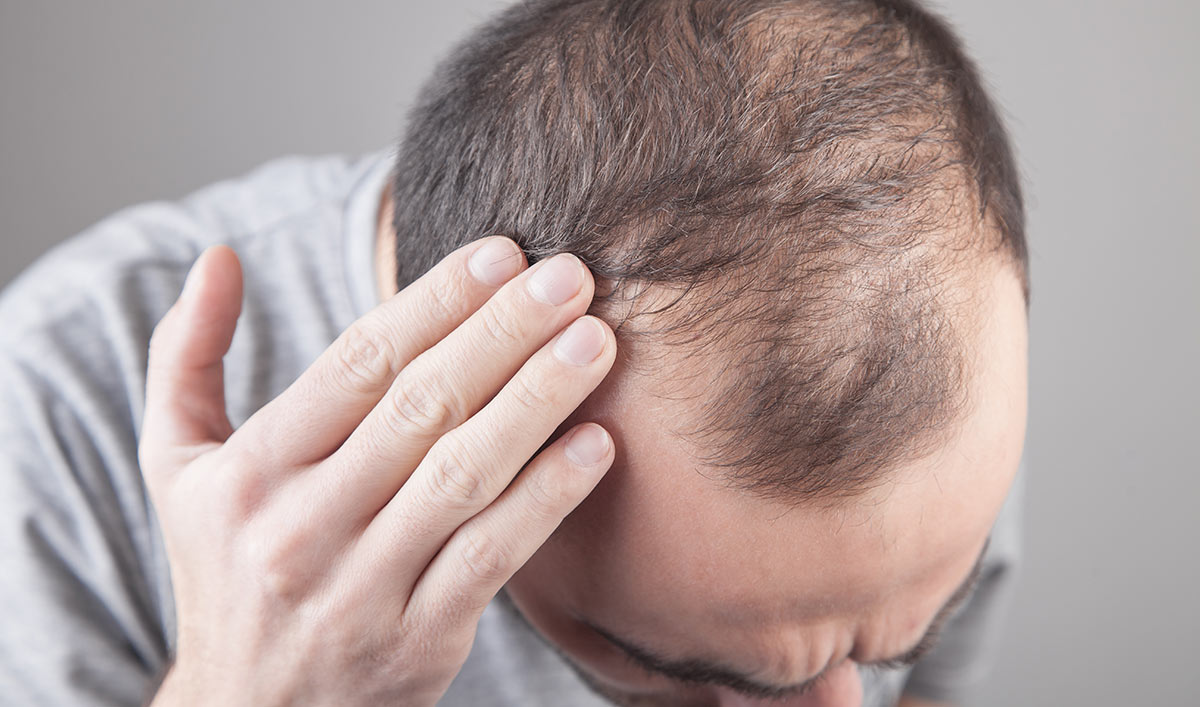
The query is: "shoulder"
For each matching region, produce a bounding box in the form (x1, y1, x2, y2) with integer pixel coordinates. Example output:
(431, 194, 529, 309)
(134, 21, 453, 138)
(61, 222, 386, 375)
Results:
(0, 149, 391, 444)
(1, 152, 380, 346)
(2, 150, 386, 369)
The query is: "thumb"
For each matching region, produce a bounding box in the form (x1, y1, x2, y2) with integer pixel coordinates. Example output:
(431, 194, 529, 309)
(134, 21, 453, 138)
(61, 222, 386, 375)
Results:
(141, 245, 244, 471)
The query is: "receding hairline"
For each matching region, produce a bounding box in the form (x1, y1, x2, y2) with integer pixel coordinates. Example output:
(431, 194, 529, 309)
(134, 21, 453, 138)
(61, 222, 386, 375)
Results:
(388, 0, 1029, 503)
(584, 232, 1012, 507)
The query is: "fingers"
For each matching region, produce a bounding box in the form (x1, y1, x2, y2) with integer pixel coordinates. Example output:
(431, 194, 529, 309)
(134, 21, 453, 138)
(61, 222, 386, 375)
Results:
(406, 422, 613, 624)
(321, 252, 597, 517)
(141, 245, 244, 475)
(228, 236, 526, 466)
(349, 313, 615, 591)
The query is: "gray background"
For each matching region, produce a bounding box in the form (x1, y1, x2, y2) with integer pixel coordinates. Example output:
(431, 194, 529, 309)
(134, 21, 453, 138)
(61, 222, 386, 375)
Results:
(2, 1, 1197, 704)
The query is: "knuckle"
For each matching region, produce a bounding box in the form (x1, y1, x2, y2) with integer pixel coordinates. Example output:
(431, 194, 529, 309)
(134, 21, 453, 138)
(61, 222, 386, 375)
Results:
(506, 373, 555, 414)
(336, 322, 399, 393)
(476, 303, 526, 349)
(425, 274, 471, 323)
(522, 467, 575, 518)
(226, 461, 273, 522)
(459, 528, 511, 584)
(389, 376, 462, 434)
(424, 444, 485, 509)
(243, 527, 314, 605)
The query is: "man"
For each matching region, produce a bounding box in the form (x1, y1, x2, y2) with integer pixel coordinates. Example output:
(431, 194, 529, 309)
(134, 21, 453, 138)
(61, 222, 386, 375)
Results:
(0, 0, 1028, 705)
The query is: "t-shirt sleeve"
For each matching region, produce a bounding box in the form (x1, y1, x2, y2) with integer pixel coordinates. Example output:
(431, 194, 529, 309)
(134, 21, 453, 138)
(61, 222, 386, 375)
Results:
(0, 228, 188, 705)
(899, 457, 1027, 704)
(0, 351, 169, 705)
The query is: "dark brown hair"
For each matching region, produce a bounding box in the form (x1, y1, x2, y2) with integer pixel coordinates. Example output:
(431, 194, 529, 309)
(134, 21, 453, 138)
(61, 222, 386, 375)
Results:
(390, 0, 1028, 502)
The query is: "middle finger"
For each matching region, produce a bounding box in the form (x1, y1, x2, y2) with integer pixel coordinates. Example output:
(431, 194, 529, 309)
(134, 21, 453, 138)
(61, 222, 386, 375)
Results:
(320, 252, 595, 520)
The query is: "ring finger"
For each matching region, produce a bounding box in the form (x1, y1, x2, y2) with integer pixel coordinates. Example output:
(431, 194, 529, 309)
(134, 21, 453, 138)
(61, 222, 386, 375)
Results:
(310, 252, 597, 527)
(352, 313, 615, 591)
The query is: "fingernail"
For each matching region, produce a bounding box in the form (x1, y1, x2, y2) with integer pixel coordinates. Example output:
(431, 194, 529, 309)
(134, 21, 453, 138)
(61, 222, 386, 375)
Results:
(554, 317, 606, 366)
(527, 254, 583, 306)
(469, 237, 523, 286)
(565, 424, 611, 466)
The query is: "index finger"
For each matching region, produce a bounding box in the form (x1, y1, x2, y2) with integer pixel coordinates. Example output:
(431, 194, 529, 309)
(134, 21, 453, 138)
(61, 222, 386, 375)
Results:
(229, 236, 527, 466)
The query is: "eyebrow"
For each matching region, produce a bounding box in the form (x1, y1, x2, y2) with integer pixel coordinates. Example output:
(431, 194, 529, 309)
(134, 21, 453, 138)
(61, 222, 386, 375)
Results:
(581, 537, 992, 700)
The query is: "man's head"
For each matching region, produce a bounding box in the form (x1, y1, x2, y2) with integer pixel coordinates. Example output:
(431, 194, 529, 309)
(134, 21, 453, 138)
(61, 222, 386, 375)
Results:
(388, 0, 1028, 704)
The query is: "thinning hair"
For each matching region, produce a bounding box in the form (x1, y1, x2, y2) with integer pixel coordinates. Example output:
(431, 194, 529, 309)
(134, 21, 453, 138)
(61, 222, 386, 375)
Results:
(390, 0, 1028, 502)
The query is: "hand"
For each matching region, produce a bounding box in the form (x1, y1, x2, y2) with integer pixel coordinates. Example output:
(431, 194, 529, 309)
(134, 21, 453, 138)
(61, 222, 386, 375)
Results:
(139, 237, 616, 706)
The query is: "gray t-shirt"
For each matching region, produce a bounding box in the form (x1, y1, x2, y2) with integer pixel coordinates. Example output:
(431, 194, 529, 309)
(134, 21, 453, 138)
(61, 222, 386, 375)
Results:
(0, 150, 1025, 706)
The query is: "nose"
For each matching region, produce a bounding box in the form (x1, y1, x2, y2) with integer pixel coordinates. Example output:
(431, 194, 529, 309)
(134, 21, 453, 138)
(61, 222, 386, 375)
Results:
(712, 660, 863, 707)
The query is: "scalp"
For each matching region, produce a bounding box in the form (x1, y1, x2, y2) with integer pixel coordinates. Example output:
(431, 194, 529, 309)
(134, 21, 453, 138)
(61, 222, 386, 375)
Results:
(391, 0, 1028, 502)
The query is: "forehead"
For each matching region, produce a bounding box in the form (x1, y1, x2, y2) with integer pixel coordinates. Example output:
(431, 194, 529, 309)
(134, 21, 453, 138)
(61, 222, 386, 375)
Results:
(539, 264, 1027, 637)
(548, 428, 988, 635)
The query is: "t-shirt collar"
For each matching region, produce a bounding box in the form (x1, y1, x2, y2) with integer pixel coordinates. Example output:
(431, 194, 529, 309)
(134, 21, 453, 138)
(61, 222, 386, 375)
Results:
(342, 146, 396, 320)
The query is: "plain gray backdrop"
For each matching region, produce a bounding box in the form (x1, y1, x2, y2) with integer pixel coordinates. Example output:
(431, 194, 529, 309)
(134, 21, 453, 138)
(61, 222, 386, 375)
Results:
(2, 1, 1197, 704)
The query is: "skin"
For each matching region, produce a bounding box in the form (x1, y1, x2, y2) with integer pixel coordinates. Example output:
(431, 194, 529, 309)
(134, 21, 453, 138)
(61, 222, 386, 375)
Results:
(374, 191, 1029, 706)
(502, 260, 1024, 707)
(140, 175, 1021, 707)
(144, 233, 618, 705)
